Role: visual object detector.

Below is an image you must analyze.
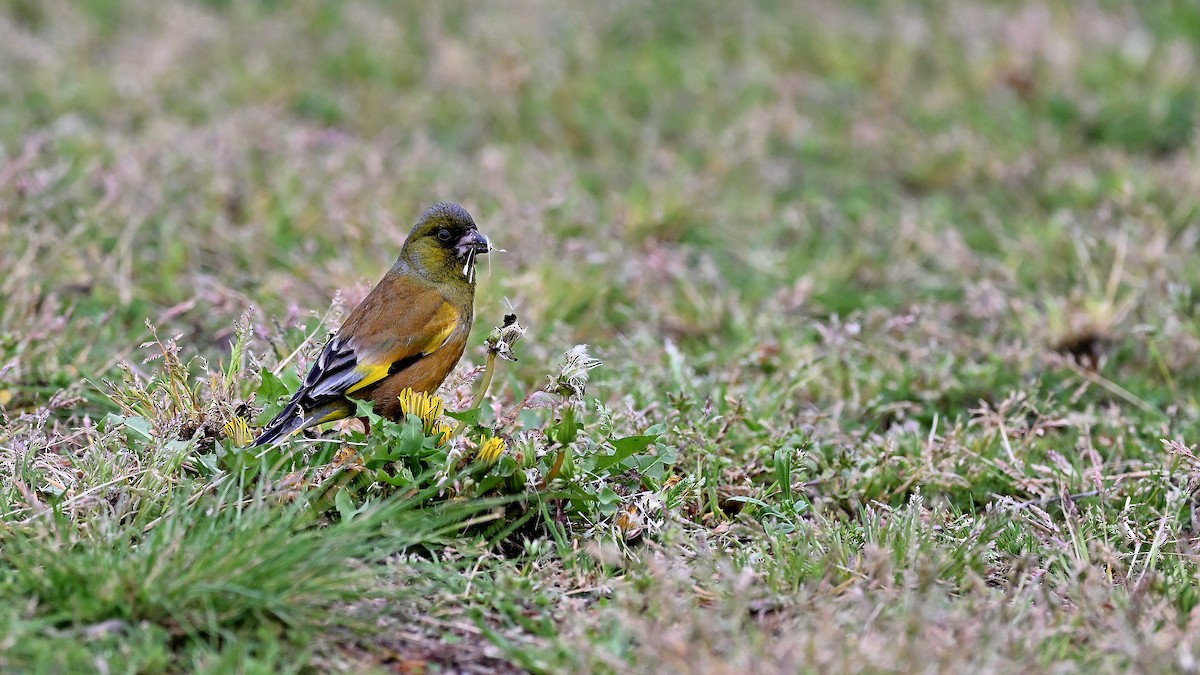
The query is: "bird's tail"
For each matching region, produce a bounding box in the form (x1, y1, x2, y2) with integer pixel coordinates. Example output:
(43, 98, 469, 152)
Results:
(250, 399, 307, 448)
(250, 398, 353, 448)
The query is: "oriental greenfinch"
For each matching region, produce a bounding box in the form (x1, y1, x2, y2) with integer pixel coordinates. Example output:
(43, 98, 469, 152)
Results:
(252, 202, 489, 447)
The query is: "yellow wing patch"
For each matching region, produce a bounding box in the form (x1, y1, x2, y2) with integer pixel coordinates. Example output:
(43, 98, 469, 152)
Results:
(422, 302, 461, 355)
(346, 363, 391, 394)
(345, 303, 460, 395)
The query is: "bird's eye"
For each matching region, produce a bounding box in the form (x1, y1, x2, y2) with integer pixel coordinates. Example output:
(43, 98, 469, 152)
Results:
(437, 228, 452, 242)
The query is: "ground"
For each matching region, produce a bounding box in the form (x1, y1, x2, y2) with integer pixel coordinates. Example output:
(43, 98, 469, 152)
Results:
(4, 1, 1200, 672)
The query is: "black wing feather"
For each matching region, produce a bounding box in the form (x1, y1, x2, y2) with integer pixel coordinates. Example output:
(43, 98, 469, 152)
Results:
(250, 336, 366, 447)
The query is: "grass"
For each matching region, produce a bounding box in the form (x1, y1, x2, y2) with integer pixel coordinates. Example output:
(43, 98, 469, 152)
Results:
(4, 0, 1200, 671)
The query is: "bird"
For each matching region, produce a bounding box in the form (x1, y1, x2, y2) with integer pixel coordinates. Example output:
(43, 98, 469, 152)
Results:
(251, 202, 490, 447)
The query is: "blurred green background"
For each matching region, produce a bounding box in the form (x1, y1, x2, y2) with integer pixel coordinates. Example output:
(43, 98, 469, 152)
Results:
(6, 0, 1200, 438)
(4, 1, 1200, 377)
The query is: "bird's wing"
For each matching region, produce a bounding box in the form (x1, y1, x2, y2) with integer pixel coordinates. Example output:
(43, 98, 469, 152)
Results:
(294, 275, 463, 408)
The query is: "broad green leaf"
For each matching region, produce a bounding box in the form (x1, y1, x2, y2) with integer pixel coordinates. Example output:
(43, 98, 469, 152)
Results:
(257, 370, 288, 404)
(334, 489, 356, 521)
(593, 433, 659, 474)
(123, 416, 153, 440)
(445, 408, 482, 426)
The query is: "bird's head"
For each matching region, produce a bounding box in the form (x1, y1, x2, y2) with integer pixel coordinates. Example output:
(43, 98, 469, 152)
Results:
(399, 202, 490, 284)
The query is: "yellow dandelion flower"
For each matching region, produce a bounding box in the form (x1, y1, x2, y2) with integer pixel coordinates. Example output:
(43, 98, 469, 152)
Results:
(431, 421, 454, 446)
(476, 436, 506, 464)
(397, 388, 444, 434)
(222, 416, 253, 446)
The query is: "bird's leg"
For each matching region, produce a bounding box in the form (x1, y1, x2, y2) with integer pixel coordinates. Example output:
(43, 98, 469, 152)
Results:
(358, 416, 371, 436)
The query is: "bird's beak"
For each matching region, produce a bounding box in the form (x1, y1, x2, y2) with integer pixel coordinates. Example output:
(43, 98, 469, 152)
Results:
(455, 230, 490, 258)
